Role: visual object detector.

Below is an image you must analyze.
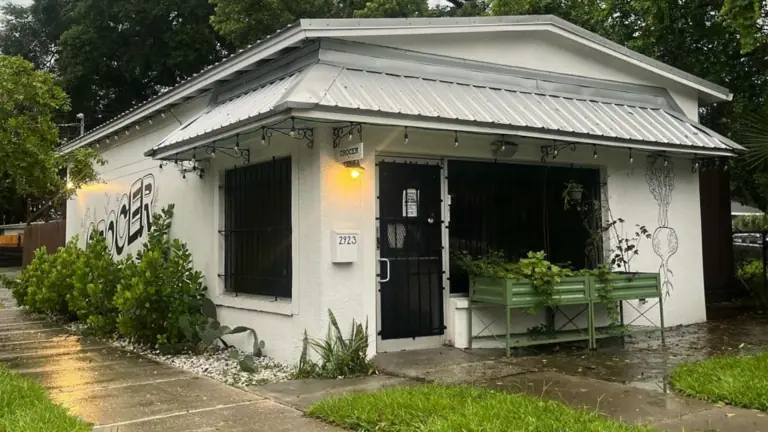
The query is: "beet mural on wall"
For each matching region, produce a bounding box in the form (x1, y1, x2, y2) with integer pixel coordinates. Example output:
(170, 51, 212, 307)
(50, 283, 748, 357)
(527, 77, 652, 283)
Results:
(646, 159, 678, 298)
(79, 174, 157, 257)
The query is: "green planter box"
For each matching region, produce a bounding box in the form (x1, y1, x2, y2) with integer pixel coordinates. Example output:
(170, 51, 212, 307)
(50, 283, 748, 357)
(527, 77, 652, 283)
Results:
(590, 272, 660, 301)
(470, 276, 591, 308)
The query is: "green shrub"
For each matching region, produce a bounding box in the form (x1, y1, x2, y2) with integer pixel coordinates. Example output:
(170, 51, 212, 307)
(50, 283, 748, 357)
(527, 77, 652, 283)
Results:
(177, 296, 265, 371)
(734, 214, 768, 233)
(737, 259, 767, 304)
(114, 205, 207, 346)
(22, 238, 81, 318)
(68, 232, 123, 336)
(294, 309, 375, 379)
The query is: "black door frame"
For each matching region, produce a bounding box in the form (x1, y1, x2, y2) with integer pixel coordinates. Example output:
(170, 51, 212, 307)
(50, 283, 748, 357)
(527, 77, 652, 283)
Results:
(376, 156, 448, 352)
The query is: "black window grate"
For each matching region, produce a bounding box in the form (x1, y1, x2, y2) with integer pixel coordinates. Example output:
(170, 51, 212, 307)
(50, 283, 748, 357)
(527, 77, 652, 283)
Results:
(221, 157, 292, 298)
(448, 161, 601, 294)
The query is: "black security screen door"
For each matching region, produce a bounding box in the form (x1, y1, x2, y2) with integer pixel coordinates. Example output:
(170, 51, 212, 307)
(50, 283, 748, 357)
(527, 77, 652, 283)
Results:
(378, 161, 444, 340)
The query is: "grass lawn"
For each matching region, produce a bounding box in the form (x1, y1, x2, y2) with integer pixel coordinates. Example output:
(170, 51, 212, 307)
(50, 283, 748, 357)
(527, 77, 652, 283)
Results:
(0, 364, 91, 432)
(670, 352, 768, 411)
(308, 384, 653, 432)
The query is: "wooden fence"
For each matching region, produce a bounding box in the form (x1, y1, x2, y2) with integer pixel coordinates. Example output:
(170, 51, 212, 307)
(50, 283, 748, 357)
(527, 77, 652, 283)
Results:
(0, 235, 23, 268)
(22, 220, 66, 267)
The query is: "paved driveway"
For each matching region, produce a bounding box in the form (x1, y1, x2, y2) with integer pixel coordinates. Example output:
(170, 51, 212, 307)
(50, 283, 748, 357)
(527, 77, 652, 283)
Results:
(0, 286, 339, 431)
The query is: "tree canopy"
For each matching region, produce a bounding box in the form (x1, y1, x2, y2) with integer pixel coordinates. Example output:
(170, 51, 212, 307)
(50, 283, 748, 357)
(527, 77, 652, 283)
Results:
(0, 56, 103, 223)
(1, 0, 767, 212)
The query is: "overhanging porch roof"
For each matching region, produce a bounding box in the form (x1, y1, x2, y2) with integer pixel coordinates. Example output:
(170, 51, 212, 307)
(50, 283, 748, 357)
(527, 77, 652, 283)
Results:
(147, 64, 742, 159)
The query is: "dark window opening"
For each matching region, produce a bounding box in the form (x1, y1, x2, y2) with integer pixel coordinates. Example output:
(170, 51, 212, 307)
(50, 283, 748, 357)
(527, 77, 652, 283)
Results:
(448, 160, 601, 294)
(221, 157, 292, 298)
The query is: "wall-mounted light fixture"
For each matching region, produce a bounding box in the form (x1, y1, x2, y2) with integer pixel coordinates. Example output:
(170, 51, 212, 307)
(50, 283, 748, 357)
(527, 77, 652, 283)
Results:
(344, 160, 364, 179)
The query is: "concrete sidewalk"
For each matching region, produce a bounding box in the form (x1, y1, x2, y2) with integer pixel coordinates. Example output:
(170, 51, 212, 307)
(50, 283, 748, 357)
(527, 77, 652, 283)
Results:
(0, 286, 340, 432)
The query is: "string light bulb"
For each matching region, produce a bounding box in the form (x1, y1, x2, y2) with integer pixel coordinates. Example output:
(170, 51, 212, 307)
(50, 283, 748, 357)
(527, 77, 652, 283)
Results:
(664, 158, 669, 167)
(404, 127, 409, 145)
(261, 129, 266, 146)
(454, 131, 459, 148)
(191, 150, 196, 164)
(210, 145, 216, 158)
(593, 145, 598, 160)
(234, 134, 240, 153)
(290, 118, 296, 138)
(629, 148, 634, 164)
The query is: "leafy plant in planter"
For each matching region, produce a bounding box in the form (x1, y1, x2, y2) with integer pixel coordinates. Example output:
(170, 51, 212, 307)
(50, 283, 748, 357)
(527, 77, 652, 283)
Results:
(178, 297, 265, 372)
(562, 180, 585, 209)
(455, 250, 574, 312)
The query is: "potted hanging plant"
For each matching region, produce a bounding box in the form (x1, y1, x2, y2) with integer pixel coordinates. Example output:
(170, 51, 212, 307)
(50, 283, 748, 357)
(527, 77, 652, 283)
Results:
(563, 181, 585, 206)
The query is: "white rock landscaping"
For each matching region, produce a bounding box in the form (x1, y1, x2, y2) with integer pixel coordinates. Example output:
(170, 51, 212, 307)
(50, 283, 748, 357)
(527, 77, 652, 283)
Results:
(64, 322, 294, 387)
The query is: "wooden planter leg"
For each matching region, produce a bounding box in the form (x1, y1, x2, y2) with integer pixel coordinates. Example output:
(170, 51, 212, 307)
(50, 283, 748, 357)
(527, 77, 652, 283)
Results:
(468, 301, 473, 350)
(506, 307, 511, 357)
(659, 295, 666, 345)
(588, 301, 596, 350)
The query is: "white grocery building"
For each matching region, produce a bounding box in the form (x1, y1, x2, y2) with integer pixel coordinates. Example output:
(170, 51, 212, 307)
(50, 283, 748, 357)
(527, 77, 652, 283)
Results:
(63, 16, 741, 363)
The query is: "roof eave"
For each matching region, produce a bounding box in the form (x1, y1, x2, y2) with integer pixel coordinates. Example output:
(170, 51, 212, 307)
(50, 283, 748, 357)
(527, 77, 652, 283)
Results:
(293, 107, 739, 157)
(60, 23, 307, 154)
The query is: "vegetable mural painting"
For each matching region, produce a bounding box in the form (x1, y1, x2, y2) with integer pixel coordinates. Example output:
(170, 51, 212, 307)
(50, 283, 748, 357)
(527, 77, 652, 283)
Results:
(646, 159, 678, 297)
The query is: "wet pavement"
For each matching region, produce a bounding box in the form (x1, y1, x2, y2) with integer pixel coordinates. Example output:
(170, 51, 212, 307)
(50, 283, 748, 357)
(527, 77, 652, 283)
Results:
(497, 313, 768, 393)
(0, 282, 340, 431)
(372, 317, 768, 432)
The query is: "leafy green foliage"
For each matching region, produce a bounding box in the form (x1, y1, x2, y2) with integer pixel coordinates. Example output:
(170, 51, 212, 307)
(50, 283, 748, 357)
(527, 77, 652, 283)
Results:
(0, 56, 68, 197)
(671, 352, 768, 410)
(210, 0, 483, 49)
(114, 205, 207, 346)
(308, 384, 653, 432)
(733, 214, 768, 233)
(21, 238, 82, 318)
(736, 258, 768, 306)
(0, 363, 91, 432)
(455, 250, 574, 310)
(294, 309, 375, 379)
(68, 231, 123, 336)
(178, 297, 265, 371)
(0, 56, 104, 224)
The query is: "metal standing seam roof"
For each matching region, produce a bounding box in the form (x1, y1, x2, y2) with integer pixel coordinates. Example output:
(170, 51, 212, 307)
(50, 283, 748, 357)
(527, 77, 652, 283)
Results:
(65, 15, 734, 154)
(151, 65, 741, 155)
(155, 71, 305, 149)
(317, 68, 740, 151)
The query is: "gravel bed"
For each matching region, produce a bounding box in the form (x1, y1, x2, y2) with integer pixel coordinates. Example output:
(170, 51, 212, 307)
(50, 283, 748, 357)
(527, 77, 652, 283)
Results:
(63, 322, 294, 387)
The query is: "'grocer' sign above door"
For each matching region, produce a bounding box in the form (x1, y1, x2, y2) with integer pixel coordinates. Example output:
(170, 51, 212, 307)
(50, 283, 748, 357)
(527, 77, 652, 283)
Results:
(335, 143, 364, 163)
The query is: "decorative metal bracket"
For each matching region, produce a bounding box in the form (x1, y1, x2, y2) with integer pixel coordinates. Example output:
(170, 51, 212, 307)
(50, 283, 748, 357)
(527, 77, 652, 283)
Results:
(541, 141, 577, 162)
(204, 145, 251, 165)
(332, 123, 363, 149)
(262, 123, 315, 149)
(691, 156, 728, 173)
(174, 160, 205, 179)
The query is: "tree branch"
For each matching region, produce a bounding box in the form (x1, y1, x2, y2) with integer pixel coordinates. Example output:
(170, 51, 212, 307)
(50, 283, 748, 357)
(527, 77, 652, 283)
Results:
(445, 0, 465, 7)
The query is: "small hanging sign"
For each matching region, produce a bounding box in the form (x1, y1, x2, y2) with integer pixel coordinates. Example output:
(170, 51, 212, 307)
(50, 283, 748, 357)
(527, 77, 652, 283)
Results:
(335, 143, 364, 162)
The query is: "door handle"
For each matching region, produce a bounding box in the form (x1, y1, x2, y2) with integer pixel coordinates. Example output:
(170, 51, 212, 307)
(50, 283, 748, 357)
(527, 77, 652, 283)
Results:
(378, 258, 391, 283)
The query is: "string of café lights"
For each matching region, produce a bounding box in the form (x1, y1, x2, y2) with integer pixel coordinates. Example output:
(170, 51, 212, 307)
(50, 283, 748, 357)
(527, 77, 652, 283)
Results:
(85, 116, 728, 179)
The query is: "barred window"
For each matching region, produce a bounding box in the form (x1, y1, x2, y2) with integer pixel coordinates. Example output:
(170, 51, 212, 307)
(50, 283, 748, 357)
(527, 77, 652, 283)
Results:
(222, 157, 292, 298)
